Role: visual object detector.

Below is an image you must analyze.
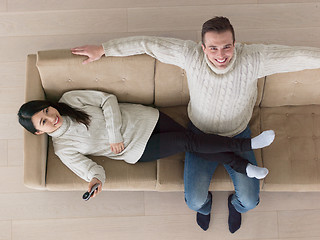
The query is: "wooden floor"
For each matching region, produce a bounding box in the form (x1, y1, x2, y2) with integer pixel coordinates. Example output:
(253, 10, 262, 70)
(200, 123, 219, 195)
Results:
(1, 0, 320, 239)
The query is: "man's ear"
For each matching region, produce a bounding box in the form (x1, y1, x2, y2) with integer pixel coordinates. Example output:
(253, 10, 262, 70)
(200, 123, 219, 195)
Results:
(201, 44, 206, 52)
(34, 131, 44, 135)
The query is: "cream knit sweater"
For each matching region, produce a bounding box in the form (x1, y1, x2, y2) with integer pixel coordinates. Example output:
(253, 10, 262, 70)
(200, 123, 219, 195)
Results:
(102, 36, 320, 136)
(48, 90, 159, 184)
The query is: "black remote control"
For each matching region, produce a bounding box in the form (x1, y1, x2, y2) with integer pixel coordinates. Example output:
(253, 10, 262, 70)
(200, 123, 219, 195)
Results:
(82, 183, 100, 201)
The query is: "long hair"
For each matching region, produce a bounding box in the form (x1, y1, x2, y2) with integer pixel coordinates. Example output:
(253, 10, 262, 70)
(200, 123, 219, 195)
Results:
(201, 16, 235, 46)
(18, 100, 91, 134)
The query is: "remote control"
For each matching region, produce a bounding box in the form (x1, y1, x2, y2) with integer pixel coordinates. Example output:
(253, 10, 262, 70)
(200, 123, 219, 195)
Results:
(82, 183, 100, 201)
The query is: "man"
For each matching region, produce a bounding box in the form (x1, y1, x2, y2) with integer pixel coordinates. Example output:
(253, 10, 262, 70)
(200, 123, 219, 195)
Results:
(71, 16, 320, 233)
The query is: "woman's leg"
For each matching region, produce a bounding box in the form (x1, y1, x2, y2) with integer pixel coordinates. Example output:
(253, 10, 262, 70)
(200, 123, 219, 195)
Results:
(139, 112, 269, 177)
(139, 112, 252, 163)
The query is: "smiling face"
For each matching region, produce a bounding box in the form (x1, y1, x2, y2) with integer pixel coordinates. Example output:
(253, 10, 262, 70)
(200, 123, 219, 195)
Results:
(31, 106, 63, 134)
(202, 30, 235, 69)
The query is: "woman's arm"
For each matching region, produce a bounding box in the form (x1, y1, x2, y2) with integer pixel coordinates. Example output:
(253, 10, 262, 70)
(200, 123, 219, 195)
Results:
(60, 90, 124, 144)
(55, 148, 105, 198)
(56, 149, 106, 185)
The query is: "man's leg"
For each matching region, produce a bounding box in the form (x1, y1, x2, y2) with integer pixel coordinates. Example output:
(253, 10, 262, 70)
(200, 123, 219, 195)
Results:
(223, 127, 260, 233)
(184, 121, 219, 231)
(184, 151, 218, 230)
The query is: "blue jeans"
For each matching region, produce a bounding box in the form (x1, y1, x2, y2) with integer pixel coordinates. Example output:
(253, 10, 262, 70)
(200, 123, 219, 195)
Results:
(184, 123, 260, 215)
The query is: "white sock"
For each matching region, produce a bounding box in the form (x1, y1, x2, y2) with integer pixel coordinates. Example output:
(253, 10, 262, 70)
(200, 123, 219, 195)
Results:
(246, 163, 269, 179)
(251, 130, 275, 149)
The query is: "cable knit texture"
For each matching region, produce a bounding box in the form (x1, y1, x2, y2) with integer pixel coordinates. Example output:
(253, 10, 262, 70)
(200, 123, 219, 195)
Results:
(103, 36, 320, 136)
(48, 90, 159, 184)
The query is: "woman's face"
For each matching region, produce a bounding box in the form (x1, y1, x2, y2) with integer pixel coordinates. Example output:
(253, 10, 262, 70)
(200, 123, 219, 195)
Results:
(31, 106, 63, 134)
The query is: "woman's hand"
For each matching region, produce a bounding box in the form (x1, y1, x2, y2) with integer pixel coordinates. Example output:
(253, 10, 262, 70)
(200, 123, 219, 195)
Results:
(71, 45, 105, 64)
(87, 177, 102, 199)
(110, 142, 125, 154)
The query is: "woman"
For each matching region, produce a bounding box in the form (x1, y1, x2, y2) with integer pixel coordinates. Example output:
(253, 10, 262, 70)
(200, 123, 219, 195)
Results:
(18, 90, 274, 198)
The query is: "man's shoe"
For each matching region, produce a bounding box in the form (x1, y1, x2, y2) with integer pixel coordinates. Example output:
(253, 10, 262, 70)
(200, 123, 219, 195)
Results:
(196, 192, 212, 231)
(228, 194, 241, 233)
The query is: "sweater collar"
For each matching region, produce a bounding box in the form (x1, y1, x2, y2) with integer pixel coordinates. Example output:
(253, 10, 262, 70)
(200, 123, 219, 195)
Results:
(204, 46, 237, 75)
(48, 116, 70, 138)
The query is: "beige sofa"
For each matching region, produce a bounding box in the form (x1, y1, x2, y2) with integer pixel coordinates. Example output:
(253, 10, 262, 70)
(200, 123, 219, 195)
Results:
(24, 49, 320, 192)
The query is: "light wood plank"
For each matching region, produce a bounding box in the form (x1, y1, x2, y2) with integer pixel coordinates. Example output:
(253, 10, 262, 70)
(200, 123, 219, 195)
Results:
(236, 27, 320, 47)
(0, 114, 23, 140)
(0, 9, 127, 37)
(12, 211, 277, 240)
(278, 209, 320, 238)
(144, 191, 192, 216)
(0, 31, 197, 62)
(7, 139, 23, 166)
(259, 0, 317, 3)
(0, 191, 144, 221)
(0, 87, 24, 114)
(7, 0, 257, 12)
(128, 3, 320, 32)
(0, 220, 11, 240)
(0, 0, 6, 12)
(253, 192, 320, 212)
(241, 238, 320, 240)
(0, 140, 7, 166)
(0, 167, 34, 193)
(0, 62, 25, 87)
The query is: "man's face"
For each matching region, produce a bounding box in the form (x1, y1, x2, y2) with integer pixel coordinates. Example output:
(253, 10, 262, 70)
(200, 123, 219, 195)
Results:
(202, 30, 235, 69)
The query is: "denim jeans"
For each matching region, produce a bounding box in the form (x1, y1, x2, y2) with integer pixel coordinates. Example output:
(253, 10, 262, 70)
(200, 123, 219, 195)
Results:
(184, 123, 260, 215)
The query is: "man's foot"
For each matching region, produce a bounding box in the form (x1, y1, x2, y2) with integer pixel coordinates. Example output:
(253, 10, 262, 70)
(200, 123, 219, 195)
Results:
(196, 192, 212, 231)
(228, 194, 241, 234)
(251, 130, 275, 149)
(246, 163, 269, 179)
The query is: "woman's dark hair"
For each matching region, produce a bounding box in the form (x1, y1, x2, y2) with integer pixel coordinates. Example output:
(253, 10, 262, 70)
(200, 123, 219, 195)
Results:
(201, 16, 235, 46)
(18, 100, 91, 134)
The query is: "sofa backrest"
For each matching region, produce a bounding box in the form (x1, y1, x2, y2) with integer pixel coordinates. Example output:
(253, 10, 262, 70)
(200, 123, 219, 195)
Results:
(261, 69, 320, 107)
(36, 50, 156, 104)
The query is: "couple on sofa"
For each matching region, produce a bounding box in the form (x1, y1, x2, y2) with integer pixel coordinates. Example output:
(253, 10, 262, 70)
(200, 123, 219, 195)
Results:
(18, 16, 320, 233)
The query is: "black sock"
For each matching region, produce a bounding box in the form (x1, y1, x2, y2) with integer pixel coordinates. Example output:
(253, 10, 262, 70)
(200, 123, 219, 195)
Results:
(196, 192, 212, 231)
(228, 194, 241, 233)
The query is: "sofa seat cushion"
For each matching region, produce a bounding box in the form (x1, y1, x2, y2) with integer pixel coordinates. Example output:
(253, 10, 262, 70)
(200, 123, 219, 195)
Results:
(261, 105, 320, 191)
(46, 139, 157, 191)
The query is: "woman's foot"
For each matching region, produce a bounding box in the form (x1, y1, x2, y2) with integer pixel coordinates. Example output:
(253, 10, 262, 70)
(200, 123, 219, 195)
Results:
(251, 130, 275, 149)
(246, 163, 269, 179)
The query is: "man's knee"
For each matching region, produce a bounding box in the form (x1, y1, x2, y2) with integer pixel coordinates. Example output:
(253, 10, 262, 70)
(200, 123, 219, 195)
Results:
(184, 193, 208, 211)
(236, 194, 260, 212)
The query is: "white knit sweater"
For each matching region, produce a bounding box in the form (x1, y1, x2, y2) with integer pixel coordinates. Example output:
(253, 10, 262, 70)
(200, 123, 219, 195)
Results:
(48, 90, 159, 184)
(103, 36, 320, 136)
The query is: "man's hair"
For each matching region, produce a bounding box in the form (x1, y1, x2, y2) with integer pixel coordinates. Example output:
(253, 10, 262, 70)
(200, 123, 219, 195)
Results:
(201, 16, 235, 46)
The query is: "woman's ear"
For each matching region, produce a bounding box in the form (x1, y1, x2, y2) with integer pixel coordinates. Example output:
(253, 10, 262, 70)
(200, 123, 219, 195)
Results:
(34, 131, 44, 135)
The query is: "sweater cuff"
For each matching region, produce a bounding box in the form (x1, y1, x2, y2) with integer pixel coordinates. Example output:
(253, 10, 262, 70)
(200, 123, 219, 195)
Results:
(102, 43, 108, 56)
(109, 131, 124, 144)
(91, 174, 105, 186)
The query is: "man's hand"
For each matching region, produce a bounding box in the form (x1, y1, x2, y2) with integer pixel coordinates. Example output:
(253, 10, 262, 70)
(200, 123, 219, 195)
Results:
(110, 142, 125, 154)
(71, 45, 105, 64)
(87, 178, 102, 199)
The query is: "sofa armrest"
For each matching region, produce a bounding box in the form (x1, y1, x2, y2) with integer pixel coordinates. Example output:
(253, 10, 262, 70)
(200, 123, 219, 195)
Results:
(23, 54, 47, 190)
